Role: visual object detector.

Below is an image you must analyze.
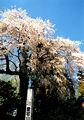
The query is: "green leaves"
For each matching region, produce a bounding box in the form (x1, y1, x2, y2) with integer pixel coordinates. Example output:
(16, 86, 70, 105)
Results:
(0, 96, 4, 106)
(0, 80, 21, 119)
(77, 70, 84, 96)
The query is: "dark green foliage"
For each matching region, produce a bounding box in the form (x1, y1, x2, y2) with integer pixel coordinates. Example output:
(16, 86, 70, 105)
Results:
(30, 71, 84, 120)
(33, 91, 84, 120)
(77, 69, 84, 96)
(0, 80, 21, 120)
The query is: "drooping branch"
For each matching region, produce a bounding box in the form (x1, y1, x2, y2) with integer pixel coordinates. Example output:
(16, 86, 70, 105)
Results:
(9, 51, 18, 57)
(9, 59, 18, 71)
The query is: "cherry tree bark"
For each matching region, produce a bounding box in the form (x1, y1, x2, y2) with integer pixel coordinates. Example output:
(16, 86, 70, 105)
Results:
(17, 73, 29, 120)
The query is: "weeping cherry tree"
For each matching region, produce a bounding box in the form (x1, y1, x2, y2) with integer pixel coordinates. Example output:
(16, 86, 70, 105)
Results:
(0, 9, 84, 120)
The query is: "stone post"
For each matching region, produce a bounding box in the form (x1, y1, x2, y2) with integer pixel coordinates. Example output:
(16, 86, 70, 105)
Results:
(25, 89, 34, 120)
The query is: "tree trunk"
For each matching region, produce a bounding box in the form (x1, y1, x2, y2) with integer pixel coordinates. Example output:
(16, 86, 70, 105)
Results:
(17, 73, 29, 120)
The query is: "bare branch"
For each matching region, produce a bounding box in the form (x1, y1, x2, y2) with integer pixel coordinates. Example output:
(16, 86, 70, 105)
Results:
(0, 69, 20, 75)
(9, 59, 18, 71)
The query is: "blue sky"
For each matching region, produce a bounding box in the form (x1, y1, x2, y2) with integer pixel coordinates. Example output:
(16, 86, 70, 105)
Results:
(0, 0, 84, 52)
